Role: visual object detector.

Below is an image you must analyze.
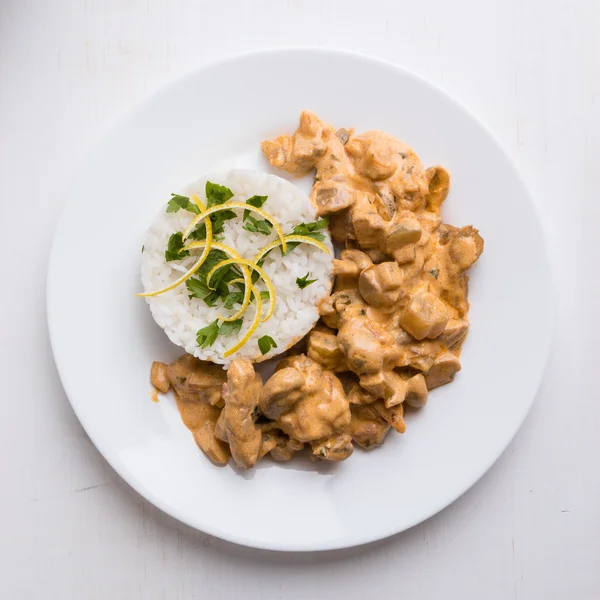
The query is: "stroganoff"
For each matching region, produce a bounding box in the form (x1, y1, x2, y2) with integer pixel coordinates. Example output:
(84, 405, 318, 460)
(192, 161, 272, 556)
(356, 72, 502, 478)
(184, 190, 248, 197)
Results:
(149, 111, 484, 468)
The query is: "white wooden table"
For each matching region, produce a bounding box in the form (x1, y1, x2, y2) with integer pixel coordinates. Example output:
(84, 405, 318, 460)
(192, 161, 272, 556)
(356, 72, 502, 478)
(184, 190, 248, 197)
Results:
(1, 1, 597, 597)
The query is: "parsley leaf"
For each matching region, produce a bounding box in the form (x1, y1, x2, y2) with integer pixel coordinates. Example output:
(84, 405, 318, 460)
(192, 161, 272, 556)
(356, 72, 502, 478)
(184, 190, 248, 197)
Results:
(296, 272, 317, 289)
(186, 272, 211, 298)
(187, 208, 237, 241)
(260, 290, 270, 302)
(243, 195, 268, 221)
(429, 268, 440, 279)
(284, 218, 329, 254)
(219, 318, 243, 337)
(196, 320, 220, 348)
(243, 215, 272, 235)
(141, 245, 145, 253)
(205, 181, 234, 208)
(223, 291, 244, 309)
(211, 209, 237, 234)
(251, 259, 265, 284)
(166, 194, 201, 214)
(258, 335, 278, 355)
(165, 232, 190, 262)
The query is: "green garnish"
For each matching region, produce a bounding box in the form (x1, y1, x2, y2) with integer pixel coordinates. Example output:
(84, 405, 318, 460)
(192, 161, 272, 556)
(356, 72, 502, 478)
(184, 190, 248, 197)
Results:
(188, 209, 237, 241)
(258, 335, 278, 355)
(243, 215, 272, 235)
(141, 245, 145, 253)
(429, 269, 440, 279)
(166, 194, 201, 215)
(165, 232, 190, 262)
(284, 218, 329, 254)
(186, 249, 241, 306)
(223, 290, 244, 309)
(251, 258, 265, 284)
(222, 288, 269, 309)
(243, 195, 268, 221)
(296, 272, 317, 289)
(219, 318, 244, 337)
(205, 181, 234, 208)
(196, 319, 220, 348)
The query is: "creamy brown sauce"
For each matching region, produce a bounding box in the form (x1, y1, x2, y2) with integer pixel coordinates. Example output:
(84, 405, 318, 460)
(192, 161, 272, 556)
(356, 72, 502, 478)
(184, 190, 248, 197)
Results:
(151, 111, 484, 468)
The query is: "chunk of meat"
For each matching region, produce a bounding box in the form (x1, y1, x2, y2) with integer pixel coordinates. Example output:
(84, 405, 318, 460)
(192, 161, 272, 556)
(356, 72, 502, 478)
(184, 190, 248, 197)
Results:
(187, 403, 230, 466)
(384, 216, 423, 255)
(318, 288, 365, 329)
(306, 329, 347, 372)
(425, 166, 450, 212)
(265, 431, 304, 462)
(167, 354, 226, 405)
(313, 180, 356, 214)
(358, 262, 404, 308)
(449, 226, 484, 273)
(311, 433, 354, 461)
(215, 359, 263, 469)
(328, 208, 354, 243)
(269, 355, 351, 445)
(350, 404, 390, 449)
(337, 309, 388, 375)
(150, 361, 170, 393)
(400, 292, 449, 340)
(332, 249, 373, 277)
(261, 110, 329, 175)
(424, 352, 462, 389)
(438, 318, 469, 348)
(373, 401, 407, 433)
(339, 374, 379, 405)
(260, 367, 304, 419)
(351, 199, 388, 249)
(358, 371, 428, 408)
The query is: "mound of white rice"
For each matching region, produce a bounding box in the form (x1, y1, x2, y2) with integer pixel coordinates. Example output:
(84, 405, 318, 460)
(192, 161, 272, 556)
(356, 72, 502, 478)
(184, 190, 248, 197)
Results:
(141, 169, 333, 366)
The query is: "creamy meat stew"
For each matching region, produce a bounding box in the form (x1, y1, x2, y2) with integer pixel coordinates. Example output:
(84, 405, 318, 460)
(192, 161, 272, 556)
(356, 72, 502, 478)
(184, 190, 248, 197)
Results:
(150, 111, 484, 468)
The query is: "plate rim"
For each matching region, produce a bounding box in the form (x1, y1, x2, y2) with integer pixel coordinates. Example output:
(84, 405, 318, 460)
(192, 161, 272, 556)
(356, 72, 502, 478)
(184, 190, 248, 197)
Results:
(47, 47, 555, 552)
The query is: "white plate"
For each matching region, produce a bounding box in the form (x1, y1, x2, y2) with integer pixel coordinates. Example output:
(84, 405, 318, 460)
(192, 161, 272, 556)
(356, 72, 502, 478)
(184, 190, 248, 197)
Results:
(47, 49, 553, 551)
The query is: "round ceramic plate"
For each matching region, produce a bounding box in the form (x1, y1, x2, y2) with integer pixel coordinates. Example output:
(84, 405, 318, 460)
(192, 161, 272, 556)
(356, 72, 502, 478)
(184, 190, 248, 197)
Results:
(47, 49, 553, 551)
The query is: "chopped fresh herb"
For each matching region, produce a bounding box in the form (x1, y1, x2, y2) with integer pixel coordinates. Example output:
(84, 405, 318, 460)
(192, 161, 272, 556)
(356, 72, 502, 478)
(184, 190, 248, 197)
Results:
(260, 290, 270, 301)
(187, 222, 207, 241)
(243, 195, 268, 221)
(251, 259, 264, 284)
(196, 319, 220, 348)
(258, 335, 278, 355)
(284, 218, 329, 254)
(186, 272, 211, 298)
(187, 208, 237, 241)
(205, 181, 234, 208)
(185, 249, 241, 307)
(429, 269, 440, 279)
(166, 194, 201, 214)
(296, 272, 317, 289)
(223, 290, 244, 309)
(141, 245, 145, 253)
(219, 318, 243, 337)
(165, 232, 190, 262)
(243, 215, 272, 235)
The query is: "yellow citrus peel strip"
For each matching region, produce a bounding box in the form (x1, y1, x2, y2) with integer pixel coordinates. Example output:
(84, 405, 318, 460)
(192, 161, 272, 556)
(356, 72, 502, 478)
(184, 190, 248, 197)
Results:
(223, 283, 262, 358)
(206, 258, 276, 323)
(253, 234, 330, 263)
(182, 202, 287, 253)
(137, 199, 213, 297)
(182, 241, 252, 322)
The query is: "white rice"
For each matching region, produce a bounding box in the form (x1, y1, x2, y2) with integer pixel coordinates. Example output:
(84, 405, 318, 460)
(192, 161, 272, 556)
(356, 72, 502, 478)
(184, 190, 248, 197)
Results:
(141, 169, 333, 366)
